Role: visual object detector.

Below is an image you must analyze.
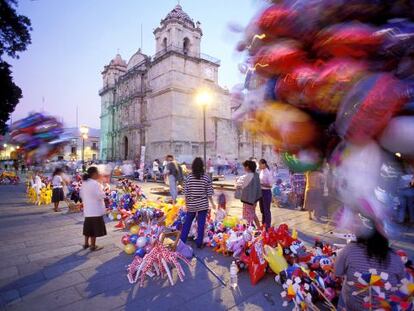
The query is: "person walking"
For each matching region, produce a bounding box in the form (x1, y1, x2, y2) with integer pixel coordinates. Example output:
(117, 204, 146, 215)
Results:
(152, 159, 160, 182)
(180, 157, 216, 248)
(164, 155, 180, 204)
(334, 222, 405, 311)
(259, 159, 273, 229)
(51, 168, 65, 212)
(236, 160, 262, 228)
(304, 170, 324, 220)
(80, 166, 107, 251)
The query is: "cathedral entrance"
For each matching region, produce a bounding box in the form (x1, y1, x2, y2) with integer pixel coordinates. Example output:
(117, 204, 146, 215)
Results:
(123, 136, 128, 160)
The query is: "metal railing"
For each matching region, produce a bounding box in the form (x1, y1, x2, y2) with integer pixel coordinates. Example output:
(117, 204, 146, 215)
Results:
(153, 45, 220, 65)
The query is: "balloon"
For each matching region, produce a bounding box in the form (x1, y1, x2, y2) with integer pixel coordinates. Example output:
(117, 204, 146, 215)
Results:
(379, 116, 414, 156)
(248, 238, 267, 285)
(310, 58, 367, 114)
(257, 5, 299, 39)
(130, 225, 139, 235)
(129, 234, 138, 244)
(314, 23, 383, 59)
(282, 149, 322, 173)
(136, 237, 147, 248)
(263, 244, 288, 274)
(251, 102, 319, 152)
(254, 41, 307, 76)
(135, 248, 146, 258)
(275, 65, 318, 110)
(124, 243, 136, 255)
(336, 73, 408, 144)
(121, 235, 130, 245)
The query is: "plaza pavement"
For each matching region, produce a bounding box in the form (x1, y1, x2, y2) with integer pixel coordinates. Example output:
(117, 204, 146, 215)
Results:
(0, 182, 412, 311)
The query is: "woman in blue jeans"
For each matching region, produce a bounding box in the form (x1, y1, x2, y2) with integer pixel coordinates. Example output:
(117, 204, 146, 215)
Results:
(259, 159, 273, 229)
(180, 157, 216, 248)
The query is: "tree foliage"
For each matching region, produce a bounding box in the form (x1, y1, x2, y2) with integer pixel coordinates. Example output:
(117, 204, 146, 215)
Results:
(0, 0, 32, 133)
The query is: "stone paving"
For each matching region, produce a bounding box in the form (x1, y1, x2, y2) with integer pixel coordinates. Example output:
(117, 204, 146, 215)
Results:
(0, 182, 413, 311)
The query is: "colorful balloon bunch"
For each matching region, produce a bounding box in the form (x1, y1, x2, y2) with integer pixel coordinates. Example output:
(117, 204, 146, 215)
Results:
(235, 0, 414, 169)
(10, 113, 65, 163)
(235, 0, 414, 232)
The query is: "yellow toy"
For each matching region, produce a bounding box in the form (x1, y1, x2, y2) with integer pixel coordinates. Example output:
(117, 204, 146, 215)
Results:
(214, 233, 230, 256)
(263, 244, 288, 274)
(27, 187, 37, 204)
(39, 186, 52, 205)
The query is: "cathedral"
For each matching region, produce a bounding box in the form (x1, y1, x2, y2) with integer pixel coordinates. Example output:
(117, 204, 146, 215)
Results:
(99, 4, 274, 163)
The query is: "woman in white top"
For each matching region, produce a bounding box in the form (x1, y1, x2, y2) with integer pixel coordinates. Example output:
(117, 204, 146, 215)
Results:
(51, 168, 64, 212)
(80, 166, 107, 251)
(259, 159, 273, 229)
(152, 159, 160, 182)
(33, 172, 45, 204)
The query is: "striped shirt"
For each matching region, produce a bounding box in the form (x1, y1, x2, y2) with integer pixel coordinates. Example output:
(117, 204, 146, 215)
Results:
(184, 173, 214, 213)
(334, 243, 405, 311)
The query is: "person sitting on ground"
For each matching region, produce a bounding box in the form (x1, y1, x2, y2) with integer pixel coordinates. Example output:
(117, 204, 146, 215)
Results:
(334, 219, 406, 311)
(80, 166, 107, 251)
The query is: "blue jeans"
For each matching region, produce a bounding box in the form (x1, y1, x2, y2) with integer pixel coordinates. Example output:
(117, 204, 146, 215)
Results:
(398, 188, 414, 223)
(180, 209, 208, 247)
(169, 175, 177, 202)
(259, 189, 272, 229)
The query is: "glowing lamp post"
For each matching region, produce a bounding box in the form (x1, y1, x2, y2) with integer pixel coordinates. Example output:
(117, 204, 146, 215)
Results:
(80, 125, 89, 171)
(195, 89, 213, 166)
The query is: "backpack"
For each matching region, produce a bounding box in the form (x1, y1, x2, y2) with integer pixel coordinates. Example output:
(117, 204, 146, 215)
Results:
(176, 163, 184, 183)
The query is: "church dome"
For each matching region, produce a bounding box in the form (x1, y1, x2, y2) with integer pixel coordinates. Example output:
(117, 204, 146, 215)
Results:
(127, 49, 148, 71)
(110, 54, 127, 67)
(162, 4, 195, 27)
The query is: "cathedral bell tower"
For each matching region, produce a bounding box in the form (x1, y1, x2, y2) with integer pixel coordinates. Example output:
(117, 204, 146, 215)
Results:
(153, 4, 202, 57)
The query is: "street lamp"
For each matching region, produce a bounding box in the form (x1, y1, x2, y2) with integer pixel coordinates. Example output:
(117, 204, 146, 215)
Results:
(80, 125, 89, 171)
(195, 88, 213, 167)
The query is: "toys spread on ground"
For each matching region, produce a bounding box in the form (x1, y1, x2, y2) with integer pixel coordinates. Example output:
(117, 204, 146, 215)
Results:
(0, 171, 20, 185)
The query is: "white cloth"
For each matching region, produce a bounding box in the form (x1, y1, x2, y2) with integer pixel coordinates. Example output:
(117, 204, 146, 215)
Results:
(33, 175, 43, 194)
(80, 179, 106, 217)
(152, 161, 159, 172)
(259, 168, 273, 190)
(52, 175, 63, 188)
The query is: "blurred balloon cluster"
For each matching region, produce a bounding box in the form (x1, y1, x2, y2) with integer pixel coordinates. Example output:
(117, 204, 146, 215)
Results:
(233, 0, 414, 232)
(9, 113, 66, 163)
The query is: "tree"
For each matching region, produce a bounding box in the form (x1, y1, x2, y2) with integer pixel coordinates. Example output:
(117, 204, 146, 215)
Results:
(0, 0, 32, 133)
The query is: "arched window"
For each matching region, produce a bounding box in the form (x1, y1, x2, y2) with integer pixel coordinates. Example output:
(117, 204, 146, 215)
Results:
(162, 38, 167, 51)
(123, 136, 128, 160)
(183, 37, 190, 55)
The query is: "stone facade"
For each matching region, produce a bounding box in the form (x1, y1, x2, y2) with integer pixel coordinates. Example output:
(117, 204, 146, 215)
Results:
(99, 5, 273, 163)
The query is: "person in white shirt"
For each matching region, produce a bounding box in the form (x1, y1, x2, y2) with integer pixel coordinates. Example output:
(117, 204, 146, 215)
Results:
(80, 166, 107, 251)
(33, 172, 45, 204)
(152, 159, 160, 182)
(258, 159, 273, 229)
(51, 168, 65, 212)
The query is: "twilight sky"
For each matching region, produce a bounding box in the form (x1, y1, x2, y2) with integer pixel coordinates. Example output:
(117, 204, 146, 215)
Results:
(8, 0, 260, 129)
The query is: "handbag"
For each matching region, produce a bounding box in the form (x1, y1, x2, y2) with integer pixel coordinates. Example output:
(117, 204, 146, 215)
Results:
(234, 188, 242, 200)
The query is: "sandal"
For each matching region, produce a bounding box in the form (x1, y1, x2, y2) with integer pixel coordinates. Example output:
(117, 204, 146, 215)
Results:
(90, 245, 103, 251)
(82, 244, 90, 249)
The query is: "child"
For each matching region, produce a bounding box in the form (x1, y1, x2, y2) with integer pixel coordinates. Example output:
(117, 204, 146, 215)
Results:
(216, 187, 227, 222)
(51, 168, 65, 212)
(80, 166, 107, 251)
(272, 179, 283, 207)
